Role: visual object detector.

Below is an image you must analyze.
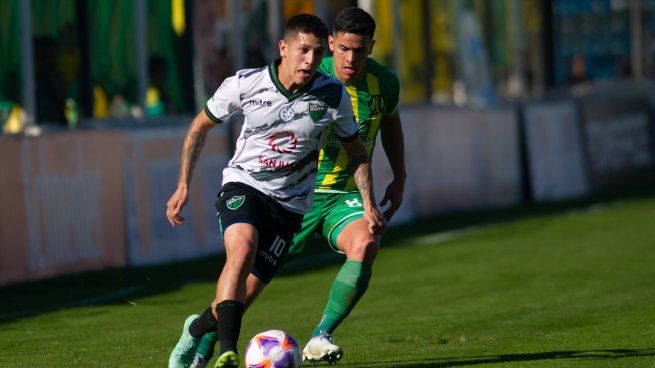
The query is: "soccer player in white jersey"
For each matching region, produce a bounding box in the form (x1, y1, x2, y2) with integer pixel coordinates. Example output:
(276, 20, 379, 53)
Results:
(166, 14, 386, 368)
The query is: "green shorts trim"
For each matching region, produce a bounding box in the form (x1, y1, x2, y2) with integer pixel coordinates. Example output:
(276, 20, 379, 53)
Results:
(287, 192, 365, 261)
(326, 210, 363, 251)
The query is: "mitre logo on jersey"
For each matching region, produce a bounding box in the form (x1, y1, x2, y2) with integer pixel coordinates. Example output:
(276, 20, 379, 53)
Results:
(308, 102, 327, 122)
(226, 195, 245, 210)
(369, 95, 384, 115)
(279, 107, 295, 122)
(244, 99, 272, 108)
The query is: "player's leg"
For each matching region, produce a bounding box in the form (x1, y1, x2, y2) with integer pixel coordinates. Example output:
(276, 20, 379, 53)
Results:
(304, 193, 378, 363)
(171, 224, 256, 368)
(169, 183, 263, 368)
(315, 217, 378, 335)
(211, 222, 257, 367)
(216, 190, 302, 368)
(193, 204, 320, 367)
(192, 274, 266, 367)
(285, 192, 325, 265)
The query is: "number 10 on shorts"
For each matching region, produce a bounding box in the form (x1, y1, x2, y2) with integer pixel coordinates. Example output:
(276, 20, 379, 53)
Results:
(269, 236, 286, 256)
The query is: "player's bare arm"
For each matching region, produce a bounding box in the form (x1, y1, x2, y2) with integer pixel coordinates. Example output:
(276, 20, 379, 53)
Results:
(166, 110, 216, 226)
(341, 138, 387, 234)
(379, 112, 406, 220)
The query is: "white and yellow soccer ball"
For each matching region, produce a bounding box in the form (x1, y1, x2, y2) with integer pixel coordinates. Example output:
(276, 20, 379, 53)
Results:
(244, 329, 302, 368)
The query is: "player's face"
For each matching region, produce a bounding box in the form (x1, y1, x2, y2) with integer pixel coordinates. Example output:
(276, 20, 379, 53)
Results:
(329, 32, 374, 84)
(279, 32, 325, 88)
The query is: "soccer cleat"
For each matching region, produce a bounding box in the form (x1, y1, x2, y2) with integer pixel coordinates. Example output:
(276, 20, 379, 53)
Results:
(302, 332, 344, 364)
(169, 314, 202, 368)
(214, 351, 239, 368)
(189, 354, 209, 368)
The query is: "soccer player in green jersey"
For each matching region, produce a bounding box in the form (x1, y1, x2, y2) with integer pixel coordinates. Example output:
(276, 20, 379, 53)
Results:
(296, 7, 405, 364)
(191, 7, 403, 366)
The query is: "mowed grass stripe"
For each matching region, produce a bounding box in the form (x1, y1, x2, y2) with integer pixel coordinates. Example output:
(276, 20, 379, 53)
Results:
(0, 197, 654, 367)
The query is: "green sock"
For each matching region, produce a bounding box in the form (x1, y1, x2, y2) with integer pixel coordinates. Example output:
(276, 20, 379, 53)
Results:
(195, 332, 217, 359)
(312, 260, 372, 337)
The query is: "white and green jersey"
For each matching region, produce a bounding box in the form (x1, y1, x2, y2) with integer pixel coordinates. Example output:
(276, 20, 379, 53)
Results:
(205, 60, 359, 214)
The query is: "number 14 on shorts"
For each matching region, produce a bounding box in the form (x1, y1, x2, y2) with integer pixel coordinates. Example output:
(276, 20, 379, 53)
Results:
(345, 198, 362, 208)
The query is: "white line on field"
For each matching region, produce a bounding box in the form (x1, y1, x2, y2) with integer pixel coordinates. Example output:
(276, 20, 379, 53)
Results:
(412, 225, 484, 245)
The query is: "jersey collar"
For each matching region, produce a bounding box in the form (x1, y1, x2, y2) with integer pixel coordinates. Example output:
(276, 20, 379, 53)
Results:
(268, 60, 316, 101)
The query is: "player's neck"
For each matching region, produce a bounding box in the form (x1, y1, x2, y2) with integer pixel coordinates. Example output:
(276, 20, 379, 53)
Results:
(276, 61, 304, 94)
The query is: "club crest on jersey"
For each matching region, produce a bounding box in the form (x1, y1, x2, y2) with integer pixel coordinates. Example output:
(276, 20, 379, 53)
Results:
(308, 102, 327, 122)
(279, 107, 295, 122)
(369, 95, 384, 115)
(226, 195, 245, 210)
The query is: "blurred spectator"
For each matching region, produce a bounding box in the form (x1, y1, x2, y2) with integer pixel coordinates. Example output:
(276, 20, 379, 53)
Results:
(146, 55, 172, 116)
(568, 54, 587, 85)
(109, 94, 130, 118)
(34, 36, 67, 125)
(1, 100, 28, 134)
(93, 84, 110, 118)
(57, 23, 81, 100)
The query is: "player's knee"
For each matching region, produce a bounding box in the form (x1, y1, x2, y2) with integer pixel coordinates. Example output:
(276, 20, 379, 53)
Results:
(227, 242, 257, 266)
(346, 236, 378, 262)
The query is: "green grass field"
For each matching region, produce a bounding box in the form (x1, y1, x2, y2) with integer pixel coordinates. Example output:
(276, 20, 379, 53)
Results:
(1, 194, 654, 367)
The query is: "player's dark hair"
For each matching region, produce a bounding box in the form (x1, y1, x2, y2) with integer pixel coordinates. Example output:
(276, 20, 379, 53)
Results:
(284, 13, 328, 42)
(333, 7, 376, 38)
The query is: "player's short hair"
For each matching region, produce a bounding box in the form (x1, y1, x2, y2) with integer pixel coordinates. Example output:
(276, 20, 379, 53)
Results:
(333, 7, 376, 38)
(284, 13, 328, 42)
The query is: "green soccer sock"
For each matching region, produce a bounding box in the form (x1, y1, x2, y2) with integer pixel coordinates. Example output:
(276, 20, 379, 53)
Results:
(312, 260, 372, 337)
(195, 332, 217, 360)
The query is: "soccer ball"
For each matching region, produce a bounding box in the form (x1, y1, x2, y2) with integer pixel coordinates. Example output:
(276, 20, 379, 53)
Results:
(244, 329, 302, 368)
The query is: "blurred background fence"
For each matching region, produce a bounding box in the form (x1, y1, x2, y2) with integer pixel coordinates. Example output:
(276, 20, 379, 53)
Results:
(1, 0, 654, 286)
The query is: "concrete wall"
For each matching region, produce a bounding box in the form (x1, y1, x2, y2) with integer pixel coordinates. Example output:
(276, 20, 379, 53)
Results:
(122, 126, 230, 266)
(0, 131, 126, 286)
(2, 91, 654, 285)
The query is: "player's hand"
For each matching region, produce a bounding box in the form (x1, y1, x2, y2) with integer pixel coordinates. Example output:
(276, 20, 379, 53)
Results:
(364, 206, 387, 235)
(380, 179, 405, 221)
(166, 186, 188, 226)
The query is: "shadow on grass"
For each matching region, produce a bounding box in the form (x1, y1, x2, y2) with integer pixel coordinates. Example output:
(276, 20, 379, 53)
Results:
(0, 237, 343, 324)
(348, 348, 655, 367)
(2, 188, 654, 324)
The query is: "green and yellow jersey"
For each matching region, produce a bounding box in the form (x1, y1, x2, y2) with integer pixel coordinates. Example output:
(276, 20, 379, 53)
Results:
(315, 56, 400, 193)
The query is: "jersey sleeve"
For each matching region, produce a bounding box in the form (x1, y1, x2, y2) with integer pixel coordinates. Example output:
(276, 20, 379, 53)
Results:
(331, 85, 359, 142)
(204, 75, 241, 124)
(383, 68, 401, 116)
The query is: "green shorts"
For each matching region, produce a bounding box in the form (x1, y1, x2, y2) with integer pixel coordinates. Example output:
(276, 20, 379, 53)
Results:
(287, 191, 364, 262)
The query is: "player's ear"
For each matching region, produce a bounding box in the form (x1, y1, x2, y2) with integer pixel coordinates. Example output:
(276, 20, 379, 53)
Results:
(368, 39, 375, 55)
(279, 39, 286, 58)
(328, 35, 335, 52)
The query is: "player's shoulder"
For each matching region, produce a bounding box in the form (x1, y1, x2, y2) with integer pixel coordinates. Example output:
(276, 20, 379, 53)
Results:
(313, 70, 343, 88)
(366, 58, 399, 86)
(309, 71, 346, 108)
(235, 65, 268, 80)
(226, 65, 272, 95)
